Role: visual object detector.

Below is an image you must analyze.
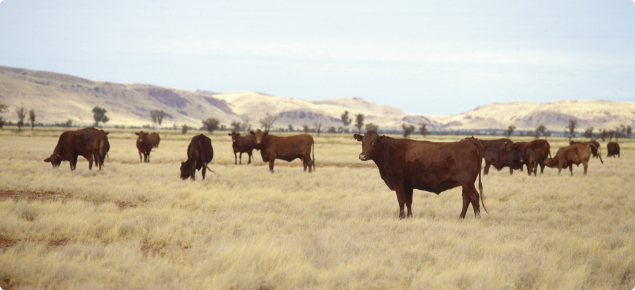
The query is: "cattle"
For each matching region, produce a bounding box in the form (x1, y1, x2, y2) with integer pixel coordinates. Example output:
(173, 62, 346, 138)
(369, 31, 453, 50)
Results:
(44, 127, 109, 171)
(180, 134, 214, 180)
(483, 147, 524, 175)
(607, 142, 620, 158)
(525, 148, 537, 176)
(227, 131, 258, 164)
(570, 140, 600, 158)
(545, 143, 603, 176)
(250, 129, 315, 172)
(479, 138, 514, 151)
(353, 131, 487, 219)
(135, 131, 160, 163)
(514, 140, 551, 175)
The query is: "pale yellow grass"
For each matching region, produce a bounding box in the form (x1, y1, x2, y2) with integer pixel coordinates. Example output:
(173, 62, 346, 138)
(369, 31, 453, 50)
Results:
(0, 129, 633, 289)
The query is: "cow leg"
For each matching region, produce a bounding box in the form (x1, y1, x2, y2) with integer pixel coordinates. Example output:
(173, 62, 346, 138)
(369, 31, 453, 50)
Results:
(239, 152, 243, 164)
(202, 163, 207, 180)
(233, 151, 237, 165)
(526, 162, 532, 176)
(394, 184, 406, 219)
(139, 151, 142, 163)
(190, 162, 196, 180)
(405, 187, 413, 218)
(147, 152, 151, 163)
(484, 162, 490, 175)
(583, 161, 588, 175)
(540, 161, 545, 174)
(269, 159, 275, 173)
(247, 151, 252, 164)
(508, 163, 513, 175)
(569, 165, 574, 176)
(87, 155, 93, 170)
(461, 184, 480, 219)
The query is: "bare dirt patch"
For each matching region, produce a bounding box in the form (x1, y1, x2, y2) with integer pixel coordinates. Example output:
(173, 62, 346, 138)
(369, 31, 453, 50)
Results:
(0, 190, 136, 209)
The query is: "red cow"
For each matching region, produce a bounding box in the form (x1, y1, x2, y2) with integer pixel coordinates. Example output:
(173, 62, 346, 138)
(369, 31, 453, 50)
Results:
(228, 131, 258, 164)
(250, 129, 315, 172)
(44, 127, 109, 171)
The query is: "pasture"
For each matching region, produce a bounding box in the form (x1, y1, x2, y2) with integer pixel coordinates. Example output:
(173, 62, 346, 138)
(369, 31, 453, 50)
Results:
(0, 128, 633, 289)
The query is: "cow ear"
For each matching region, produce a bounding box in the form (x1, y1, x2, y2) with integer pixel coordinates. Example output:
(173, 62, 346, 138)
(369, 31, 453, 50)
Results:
(377, 136, 386, 143)
(104, 132, 109, 135)
(44, 158, 51, 162)
(250, 131, 255, 135)
(353, 134, 364, 141)
(135, 132, 139, 135)
(236, 133, 241, 136)
(227, 133, 232, 136)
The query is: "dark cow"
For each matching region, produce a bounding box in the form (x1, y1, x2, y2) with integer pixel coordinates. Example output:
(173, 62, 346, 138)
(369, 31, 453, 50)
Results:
(228, 131, 258, 164)
(250, 129, 315, 172)
(353, 131, 487, 219)
(479, 138, 514, 151)
(525, 148, 537, 176)
(514, 140, 551, 175)
(607, 142, 620, 158)
(483, 147, 524, 175)
(135, 131, 160, 163)
(180, 134, 214, 180)
(44, 127, 109, 171)
(570, 140, 600, 158)
(545, 143, 603, 176)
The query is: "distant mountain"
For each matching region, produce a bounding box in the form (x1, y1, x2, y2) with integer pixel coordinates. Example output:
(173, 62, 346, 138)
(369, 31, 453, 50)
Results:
(0, 66, 633, 131)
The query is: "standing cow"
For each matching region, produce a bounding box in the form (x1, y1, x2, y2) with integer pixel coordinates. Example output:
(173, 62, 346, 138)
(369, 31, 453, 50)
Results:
(180, 134, 214, 180)
(483, 147, 524, 175)
(135, 131, 160, 163)
(607, 142, 620, 158)
(570, 140, 600, 159)
(545, 143, 603, 176)
(44, 127, 109, 171)
(228, 131, 258, 164)
(250, 129, 315, 173)
(479, 138, 514, 151)
(354, 131, 487, 219)
(514, 140, 551, 175)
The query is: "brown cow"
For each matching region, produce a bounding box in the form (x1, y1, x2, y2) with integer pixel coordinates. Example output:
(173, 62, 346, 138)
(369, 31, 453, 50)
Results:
(228, 131, 258, 164)
(135, 131, 160, 162)
(545, 143, 603, 176)
(354, 131, 487, 219)
(180, 134, 214, 180)
(514, 140, 551, 175)
(525, 148, 537, 176)
(607, 142, 620, 158)
(483, 147, 524, 175)
(479, 138, 514, 151)
(570, 140, 600, 158)
(250, 129, 315, 172)
(44, 127, 109, 171)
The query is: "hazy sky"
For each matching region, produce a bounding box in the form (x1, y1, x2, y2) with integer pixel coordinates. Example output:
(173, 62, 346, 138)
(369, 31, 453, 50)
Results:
(1, 0, 634, 115)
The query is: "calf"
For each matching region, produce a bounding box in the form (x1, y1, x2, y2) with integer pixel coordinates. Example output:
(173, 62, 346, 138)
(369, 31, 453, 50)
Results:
(545, 143, 603, 176)
(483, 147, 524, 175)
(570, 140, 600, 158)
(135, 131, 160, 162)
(607, 142, 620, 158)
(44, 127, 109, 171)
(180, 134, 214, 180)
(228, 131, 258, 164)
(354, 131, 487, 219)
(514, 140, 551, 175)
(251, 129, 315, 172)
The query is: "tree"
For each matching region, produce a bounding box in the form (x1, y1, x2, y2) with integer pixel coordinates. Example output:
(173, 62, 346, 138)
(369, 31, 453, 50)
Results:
(92, 106, 109, 127)
(600, 129, 610, 141)
(288, 124, 294, 132)
(150, 109, 165, 125)
(181, 124, 188, 134)
(303, 125, 309, 134)
(241, 116, 251, 132)
(419, 123, 429, 137)
(259, 112, 277, 131)
(536, 125, 547, 140)
(202, 118, 220, 133)
(365, 123, 379, 132)
(341, 111, 352, 133)
(28, 109, 36, 131)
(506, 125, 516, 138)
(16, 105, 26, 131)
(314, 122, 322, 137)
(583, 127, 594, 140)
(627, 125, 632, 141)
(355, 113, 364, 133)
(327, 126, 337, 133)
(566, 119, 577, 142)
(402, 124, 415, 137)
(0, 104, 7, 129)
(230, 121, 241, 131)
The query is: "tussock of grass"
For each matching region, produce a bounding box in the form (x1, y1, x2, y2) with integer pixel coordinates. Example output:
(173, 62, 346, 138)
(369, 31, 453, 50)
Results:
(0, 130, 634, 289)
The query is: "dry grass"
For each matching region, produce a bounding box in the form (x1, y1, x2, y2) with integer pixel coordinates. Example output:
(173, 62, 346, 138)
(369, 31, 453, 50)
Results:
(0, 129, 633, 289)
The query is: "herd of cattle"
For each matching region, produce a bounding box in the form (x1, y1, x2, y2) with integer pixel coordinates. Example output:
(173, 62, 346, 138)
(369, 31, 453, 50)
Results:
(42, 127, 623, 219)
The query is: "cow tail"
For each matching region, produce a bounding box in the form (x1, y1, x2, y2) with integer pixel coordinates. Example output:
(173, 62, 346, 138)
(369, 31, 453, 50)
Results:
(312, 139, 316, 172)
(469, 138, 488, 214)
(591, 144, 603, 164)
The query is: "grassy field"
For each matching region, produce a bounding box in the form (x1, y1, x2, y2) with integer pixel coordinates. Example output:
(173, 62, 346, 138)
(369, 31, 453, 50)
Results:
(0, 128, 633, 289)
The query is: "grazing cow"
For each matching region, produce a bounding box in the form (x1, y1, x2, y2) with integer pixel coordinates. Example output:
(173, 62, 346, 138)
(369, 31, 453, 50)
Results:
(607, 142, 620, 158)
(227, 131, 258, 164)
(180, 134, 214, 180)
(250, 129, 315, 172)
(479, 138, 514, 151)
(135, 131, 160, 163)
(545, 143, 603, 176)
(44, 127, 109, 171)
(353, 131, 487, 219)
(514, 140, 551, 175)
(570, 140, 600, 158)
(483, 147, 524, 175)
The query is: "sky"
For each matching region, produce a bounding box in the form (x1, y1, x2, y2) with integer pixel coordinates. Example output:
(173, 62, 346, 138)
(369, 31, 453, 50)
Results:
(0, 0, 634, 115)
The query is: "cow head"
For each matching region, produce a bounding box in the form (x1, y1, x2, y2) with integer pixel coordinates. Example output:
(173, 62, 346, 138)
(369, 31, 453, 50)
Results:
(228, 131, 240, 143)
(250, 129, 268, 145)
(180, 160, 192, 180)
(353, 130, 385, 161)
(43, 153, 63, 167)
(544, 157, 555, 168)
(135, 131, 148, 143)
